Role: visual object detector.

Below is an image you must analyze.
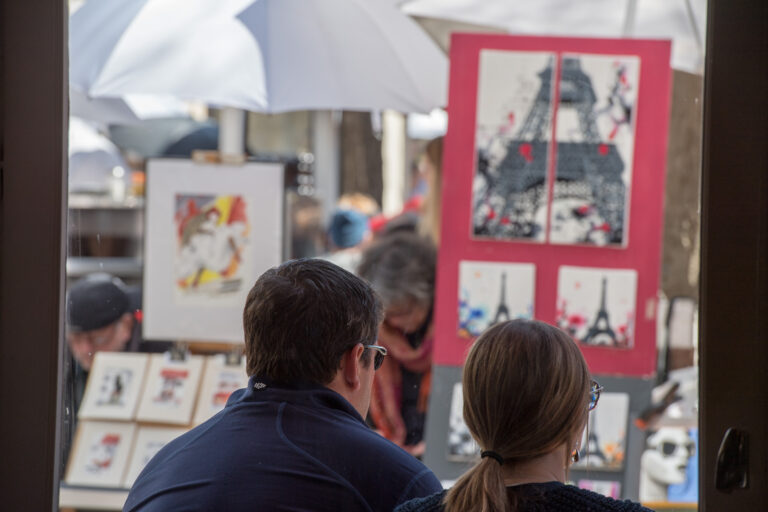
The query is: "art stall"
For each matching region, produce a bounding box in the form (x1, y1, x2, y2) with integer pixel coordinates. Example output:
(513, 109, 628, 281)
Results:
(61, 158, 284, 509)
(422, 33, 696, 508)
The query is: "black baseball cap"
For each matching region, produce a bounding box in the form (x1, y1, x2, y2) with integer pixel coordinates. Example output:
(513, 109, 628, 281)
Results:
(67, 276, 130, 332)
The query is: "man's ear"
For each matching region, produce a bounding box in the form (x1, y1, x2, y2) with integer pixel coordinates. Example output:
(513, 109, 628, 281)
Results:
(119, 312, 134, 330)
(341, 343, 365, 391)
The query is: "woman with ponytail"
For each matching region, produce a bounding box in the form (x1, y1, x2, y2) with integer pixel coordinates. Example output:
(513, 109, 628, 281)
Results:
(395, 319, 651, 512)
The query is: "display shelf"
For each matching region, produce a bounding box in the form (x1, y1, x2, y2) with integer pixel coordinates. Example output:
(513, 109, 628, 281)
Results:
(67, 257, 143, 279)
(59, 484, 128, 511)
(69, 194, 144, 210)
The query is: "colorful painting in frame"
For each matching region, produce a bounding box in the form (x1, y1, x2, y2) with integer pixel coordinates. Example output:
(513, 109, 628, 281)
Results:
(458, 260, 535, 338)
(144, 160, 283, 342)
(573, 392, 629, 471)
(193, 354, 248, 425)
(174, 194, 249, 300)
(556, 266, 637, 349)
(65, 421, 136, 487)
(136, 353, 204, 425)
(122, 426, 188, 488)
(78, 352, 149, 421)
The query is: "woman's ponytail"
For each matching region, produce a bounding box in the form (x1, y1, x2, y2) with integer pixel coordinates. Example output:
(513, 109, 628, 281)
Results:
(444, 455, 508, 512)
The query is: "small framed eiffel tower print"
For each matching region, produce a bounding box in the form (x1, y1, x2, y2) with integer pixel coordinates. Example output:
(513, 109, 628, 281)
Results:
(556, 266, 637, 349)
(457, 260, 535, 338)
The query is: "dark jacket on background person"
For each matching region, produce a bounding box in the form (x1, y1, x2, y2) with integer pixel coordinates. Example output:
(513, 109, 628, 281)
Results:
(124, 376, 442, 512)
(394, 483, 654, 512)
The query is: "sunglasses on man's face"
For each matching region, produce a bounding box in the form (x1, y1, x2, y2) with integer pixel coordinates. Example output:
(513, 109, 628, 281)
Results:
(659, 441, 696, 457)
(589, 380, 604, 411)
(363, 344, 387, 370)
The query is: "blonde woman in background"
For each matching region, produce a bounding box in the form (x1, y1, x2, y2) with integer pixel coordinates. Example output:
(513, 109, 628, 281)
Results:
(418, 136, 443, 245)
(395, 319, 652, 512)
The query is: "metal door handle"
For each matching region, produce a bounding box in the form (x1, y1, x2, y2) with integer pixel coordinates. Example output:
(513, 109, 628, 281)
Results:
(715, 428, 749, 492)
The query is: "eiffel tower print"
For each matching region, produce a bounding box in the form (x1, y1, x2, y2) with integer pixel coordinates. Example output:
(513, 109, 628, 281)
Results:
(493, 272, 511, 325)
(474, 55, 629, 244)
(582, 277, 618, 346)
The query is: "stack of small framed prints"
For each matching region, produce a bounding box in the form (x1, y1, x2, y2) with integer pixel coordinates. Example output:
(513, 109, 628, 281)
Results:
(65, 351, 248, 489)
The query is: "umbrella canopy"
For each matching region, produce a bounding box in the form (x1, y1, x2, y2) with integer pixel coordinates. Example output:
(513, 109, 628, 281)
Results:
(70, 0, 447, 114)
(71, 86, 192, 126)
(69, 117, 131, 194)
(108, 118, 219, 159)
(402, 0, 707, 74)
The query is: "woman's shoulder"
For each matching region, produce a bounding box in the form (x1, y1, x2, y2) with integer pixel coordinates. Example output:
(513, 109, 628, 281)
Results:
(394, 490, 447, 512)
(546, 484, 654, 511)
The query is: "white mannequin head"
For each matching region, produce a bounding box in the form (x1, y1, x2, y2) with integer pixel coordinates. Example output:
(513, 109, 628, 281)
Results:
(641, 427, 695, 485)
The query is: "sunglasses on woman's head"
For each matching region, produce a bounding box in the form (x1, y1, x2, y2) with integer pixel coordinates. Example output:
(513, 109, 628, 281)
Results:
(363, 344, 387, 370)
(589, 380, 604, 411)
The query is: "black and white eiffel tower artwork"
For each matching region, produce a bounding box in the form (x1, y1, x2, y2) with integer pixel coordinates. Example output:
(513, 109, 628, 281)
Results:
(556, 266, 637, 349)
(472, 50, 556, 242)
(550, 54, 640, 247)
(471, 49, 639, 246)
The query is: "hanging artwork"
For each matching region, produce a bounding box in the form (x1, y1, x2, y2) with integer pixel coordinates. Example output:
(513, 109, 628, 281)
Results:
(136, 353, 204, 425)
(78, 352, 149, 421)
(446, 383, 479, 461)
(556, 266, 637, 349)
(457, 260, 535, 338)
(573, 392, 629, 471)
(472, 50, 556, 242)
(193, 354, 248, 425)
(144, 159, 283, 342)
(550, 54, 640, 246)
(122, 426, 188, 488)
(640, 427, 698, 503)
(577, 480, 622, 499)
(433, 35, 670, 377)
(66, 421, 136, 487)
(174, 194, 249, 300)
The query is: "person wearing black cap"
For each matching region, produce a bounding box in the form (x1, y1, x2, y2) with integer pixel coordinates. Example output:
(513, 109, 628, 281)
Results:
(66, 275, 138, 372)
(65, 274, 166, 413)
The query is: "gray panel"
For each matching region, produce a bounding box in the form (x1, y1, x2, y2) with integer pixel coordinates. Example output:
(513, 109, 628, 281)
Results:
(422, 365, 653, 501)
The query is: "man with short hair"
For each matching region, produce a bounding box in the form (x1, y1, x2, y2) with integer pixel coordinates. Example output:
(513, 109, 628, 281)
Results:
(125, 259, 442, 512)
(65, 274, 155, 413)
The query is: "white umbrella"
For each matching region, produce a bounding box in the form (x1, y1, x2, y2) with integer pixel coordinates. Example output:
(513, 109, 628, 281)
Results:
(70, 0, 447, 114)
(69, 117, 131, 194)
(402, 0, 707, 74)
(71, 86, 193, 126)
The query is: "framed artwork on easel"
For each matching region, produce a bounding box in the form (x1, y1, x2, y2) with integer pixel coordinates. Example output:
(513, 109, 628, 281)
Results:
(143, 159, 283, 343)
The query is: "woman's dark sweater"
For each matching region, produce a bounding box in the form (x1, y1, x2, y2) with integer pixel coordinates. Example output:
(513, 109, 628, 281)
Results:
(394, 482, 654, 512)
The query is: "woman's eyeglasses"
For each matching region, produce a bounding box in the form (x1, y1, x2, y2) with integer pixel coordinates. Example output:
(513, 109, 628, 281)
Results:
(589, 380, 604, 411)
(363, 344, 387, 370)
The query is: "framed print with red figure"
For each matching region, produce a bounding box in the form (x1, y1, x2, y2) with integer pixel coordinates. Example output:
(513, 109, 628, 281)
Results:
(434, 34, 671, 376)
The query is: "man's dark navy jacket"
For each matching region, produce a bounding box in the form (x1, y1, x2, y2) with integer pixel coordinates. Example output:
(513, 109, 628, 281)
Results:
(124, 376, 442, 511)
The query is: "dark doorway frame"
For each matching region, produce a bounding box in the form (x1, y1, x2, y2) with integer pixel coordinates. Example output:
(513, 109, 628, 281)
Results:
(0, 0, 68, 510)
(1, 0, 768, 510)
(699, 0, 768, 508)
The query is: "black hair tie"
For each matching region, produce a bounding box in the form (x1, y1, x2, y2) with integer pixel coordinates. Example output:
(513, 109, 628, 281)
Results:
(480, 450, 504, 466)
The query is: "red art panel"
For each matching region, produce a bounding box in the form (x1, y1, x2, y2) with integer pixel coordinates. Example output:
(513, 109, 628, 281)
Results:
(434, 34, 671, 376)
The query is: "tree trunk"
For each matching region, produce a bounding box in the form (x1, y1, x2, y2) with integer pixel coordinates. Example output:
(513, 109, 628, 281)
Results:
(340, 111, 383, 207)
